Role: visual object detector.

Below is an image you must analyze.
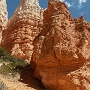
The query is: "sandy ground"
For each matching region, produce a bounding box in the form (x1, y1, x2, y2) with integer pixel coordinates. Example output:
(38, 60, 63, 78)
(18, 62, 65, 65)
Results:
(0, 63, 3, 67)
(0, 66, 46, 90)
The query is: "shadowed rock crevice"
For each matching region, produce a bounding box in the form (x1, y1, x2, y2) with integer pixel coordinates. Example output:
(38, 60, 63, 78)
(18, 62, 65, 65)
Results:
(19, 65, 46, 90)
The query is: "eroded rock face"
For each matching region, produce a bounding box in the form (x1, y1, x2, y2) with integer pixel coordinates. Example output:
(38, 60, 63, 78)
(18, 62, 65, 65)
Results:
(1, 0, 43, 61)
(31, 0, 90, 89)
(0, 0, 8, 43)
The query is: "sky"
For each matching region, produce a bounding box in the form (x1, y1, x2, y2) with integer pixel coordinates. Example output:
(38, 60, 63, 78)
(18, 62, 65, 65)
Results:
(6, 0, 90, 23)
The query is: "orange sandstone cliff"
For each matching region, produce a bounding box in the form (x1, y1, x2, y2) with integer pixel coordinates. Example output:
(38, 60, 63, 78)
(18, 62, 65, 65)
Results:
(30, 0, 90, 90)
(1, 0, 43, 61)
(0, 0, 90, 90)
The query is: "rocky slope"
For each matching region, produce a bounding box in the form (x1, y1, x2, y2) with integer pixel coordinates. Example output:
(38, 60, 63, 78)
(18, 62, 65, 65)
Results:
(31, 0, 90, 90)
(0, 0, 8, 43)
(0, 0, 90, 90)
(0, 66, 46, 90)
(1, 0, 43, 61)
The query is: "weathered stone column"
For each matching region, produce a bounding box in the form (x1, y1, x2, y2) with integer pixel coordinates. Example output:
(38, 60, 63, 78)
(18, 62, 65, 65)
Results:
(31, 0, 90, 89)
(0, 0, 8, 43)
(1, 0, 43, 62)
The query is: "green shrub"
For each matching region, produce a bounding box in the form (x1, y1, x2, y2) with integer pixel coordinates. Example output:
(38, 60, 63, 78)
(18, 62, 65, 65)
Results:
(0, 47, 29, 77)
(0, 47, 10, 56)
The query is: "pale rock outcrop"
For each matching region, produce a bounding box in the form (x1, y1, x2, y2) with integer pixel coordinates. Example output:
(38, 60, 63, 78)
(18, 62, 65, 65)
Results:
(1, 0, 43, 61)
(31, 0, 90, 89)
(0, 0, 8, 43)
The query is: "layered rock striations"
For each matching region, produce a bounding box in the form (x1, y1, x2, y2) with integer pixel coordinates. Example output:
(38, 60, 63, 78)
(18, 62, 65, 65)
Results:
(31, 0, 90, 89)
(1, 0, 43, 61)
(0, 0, 8, 43)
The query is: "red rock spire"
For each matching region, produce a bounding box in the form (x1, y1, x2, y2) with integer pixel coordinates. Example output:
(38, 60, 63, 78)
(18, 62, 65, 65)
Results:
(1, 0, 43, 62)
(31, 0, 90, 90)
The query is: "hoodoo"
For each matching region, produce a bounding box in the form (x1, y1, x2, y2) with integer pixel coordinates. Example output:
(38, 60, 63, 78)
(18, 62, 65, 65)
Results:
(31, 0, 90, 89)
(0, 0, 90, 89)
(0, 0, 8, 43)
(1, 0, 43, 61)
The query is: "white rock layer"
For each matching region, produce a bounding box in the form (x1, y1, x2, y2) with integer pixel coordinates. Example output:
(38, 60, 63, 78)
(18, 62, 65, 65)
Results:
(0, 0, 8, 43)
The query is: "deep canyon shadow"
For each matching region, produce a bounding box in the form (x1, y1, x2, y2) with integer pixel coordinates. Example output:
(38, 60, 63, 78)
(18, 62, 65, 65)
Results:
(19, 65, 46, 90)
